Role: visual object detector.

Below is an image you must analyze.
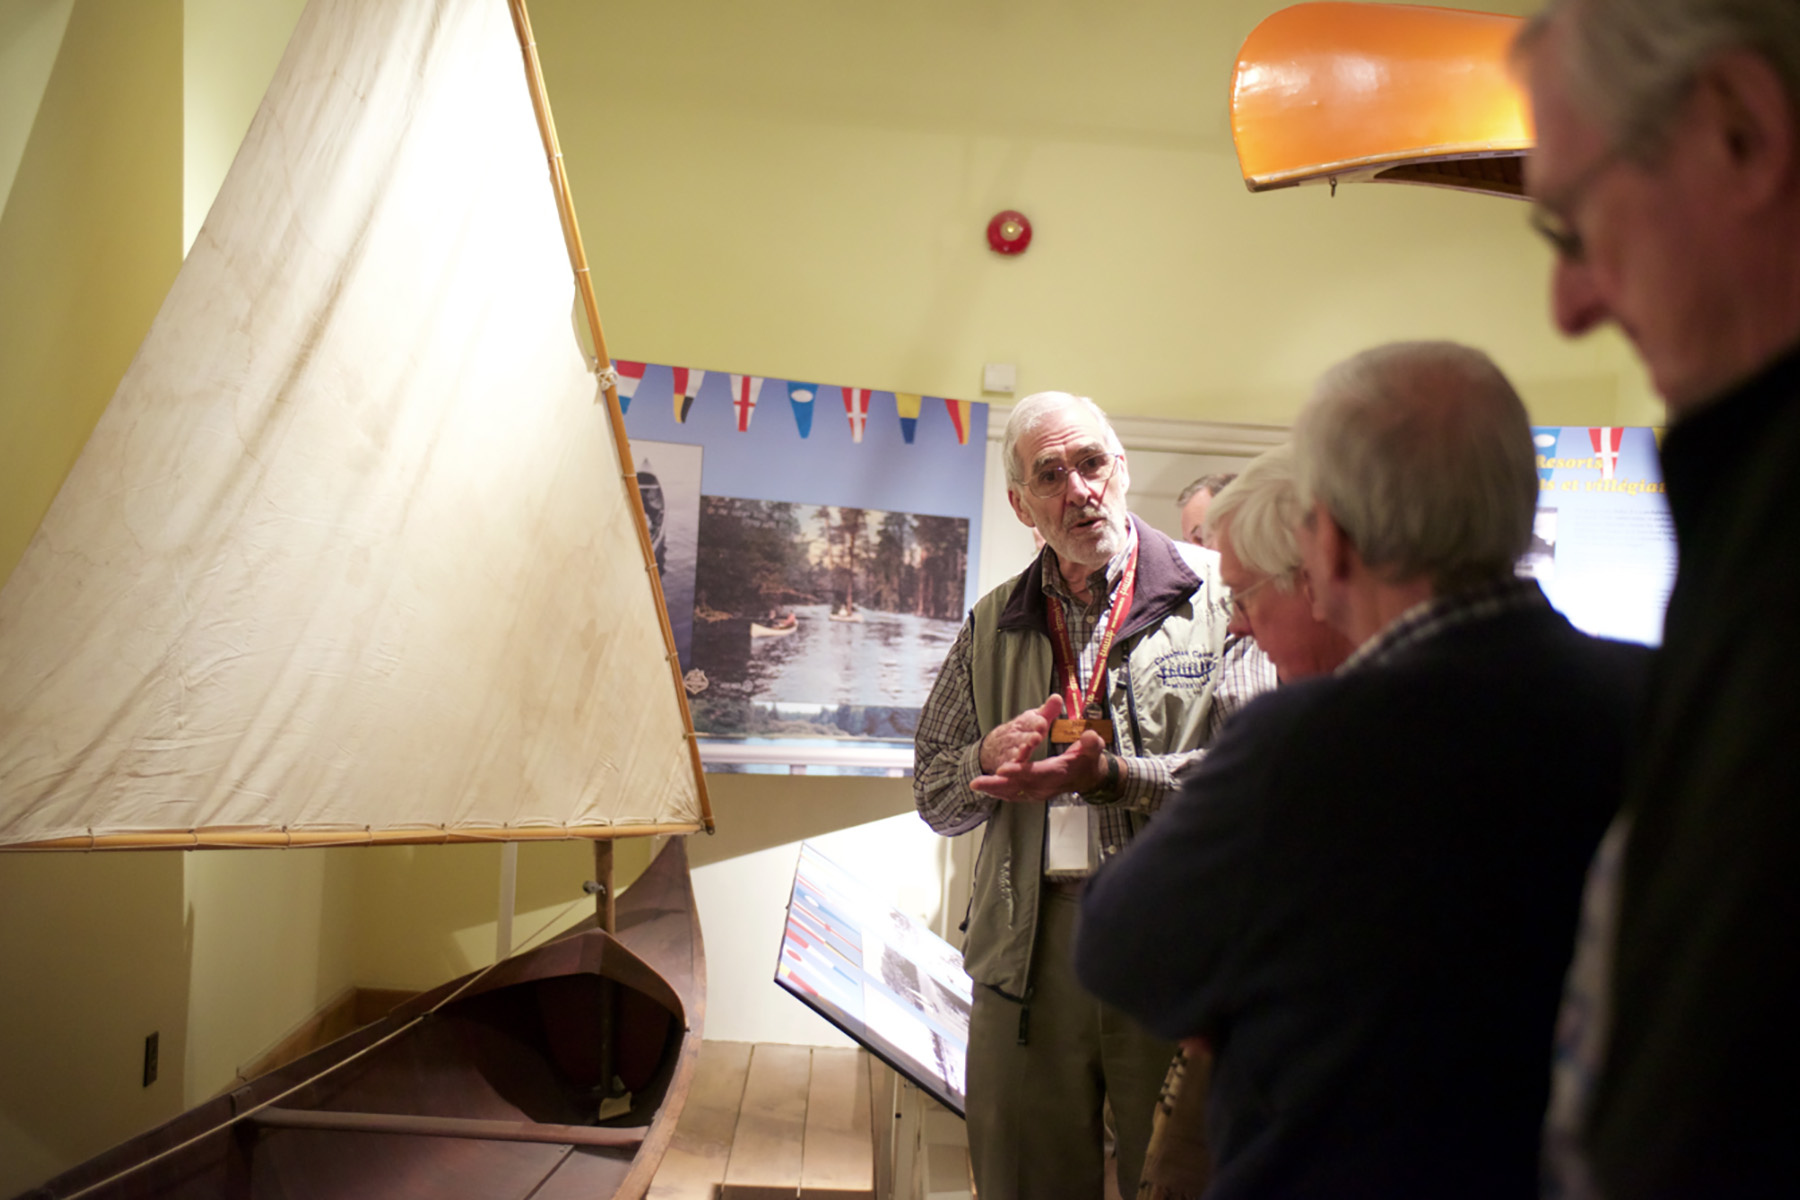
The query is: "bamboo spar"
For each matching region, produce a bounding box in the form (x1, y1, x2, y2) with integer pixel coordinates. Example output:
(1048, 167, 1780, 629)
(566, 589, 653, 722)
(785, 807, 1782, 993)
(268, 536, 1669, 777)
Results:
(7, 824, 708, 852)
(506, 0, 713, 834)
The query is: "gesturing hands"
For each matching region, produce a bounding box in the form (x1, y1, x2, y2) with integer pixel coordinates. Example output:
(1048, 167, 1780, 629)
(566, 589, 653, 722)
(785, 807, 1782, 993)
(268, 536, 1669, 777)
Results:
(978, 694, 1061, 774)
(972, 695, 1112, 803)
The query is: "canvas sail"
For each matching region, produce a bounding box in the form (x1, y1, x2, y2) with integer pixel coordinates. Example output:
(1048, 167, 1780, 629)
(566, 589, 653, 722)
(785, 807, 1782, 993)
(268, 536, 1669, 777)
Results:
(0, 0, 709, 848)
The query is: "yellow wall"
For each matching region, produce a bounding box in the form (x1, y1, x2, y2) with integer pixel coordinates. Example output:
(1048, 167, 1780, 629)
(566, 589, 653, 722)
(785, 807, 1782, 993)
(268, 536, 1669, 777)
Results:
(345, 838, 652, 991)
(0, 0, 1670, 1191)
(0, 853, 190, 1192)
(528, 0, 1659, 428)
(181, 0, 308, 253)
(0, 2, 189, 1188)
(0, 0, 184, 587)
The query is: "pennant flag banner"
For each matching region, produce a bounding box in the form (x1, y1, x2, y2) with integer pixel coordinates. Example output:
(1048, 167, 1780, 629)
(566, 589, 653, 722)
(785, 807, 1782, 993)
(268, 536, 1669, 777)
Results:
(614, 360, 647, 414)
(728, 374, 764, 432)
(614, 359, 984, 452)
(672, 367, 705, 423)
(844, 387, 871, 443)
(945, 398, 973, 446)
(788, 381, 817, 438)
(895, 393, 922, 444)
(1589, 426, 1623, 479)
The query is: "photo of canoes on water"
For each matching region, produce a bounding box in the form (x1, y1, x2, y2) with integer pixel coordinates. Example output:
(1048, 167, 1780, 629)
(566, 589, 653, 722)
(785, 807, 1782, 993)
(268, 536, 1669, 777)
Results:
(685, 496, 967, 739)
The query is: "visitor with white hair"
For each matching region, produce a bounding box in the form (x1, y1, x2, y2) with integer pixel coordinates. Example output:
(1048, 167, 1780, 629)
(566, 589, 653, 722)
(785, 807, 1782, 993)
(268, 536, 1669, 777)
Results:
(1076, 341, 1648, 1199)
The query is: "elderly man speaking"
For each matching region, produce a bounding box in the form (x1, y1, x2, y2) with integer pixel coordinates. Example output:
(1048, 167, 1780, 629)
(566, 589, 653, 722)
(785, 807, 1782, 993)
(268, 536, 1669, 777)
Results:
(915, 390, 1267, 1199)
(1075, 342, 1646, 1199)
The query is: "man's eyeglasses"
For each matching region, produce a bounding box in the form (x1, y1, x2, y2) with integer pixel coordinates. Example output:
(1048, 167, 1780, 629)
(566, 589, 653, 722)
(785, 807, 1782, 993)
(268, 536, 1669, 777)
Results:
(1228, 573, 1284, 621)
(1025, 451, 1119, 499)
(1527, 142, 1626, 263)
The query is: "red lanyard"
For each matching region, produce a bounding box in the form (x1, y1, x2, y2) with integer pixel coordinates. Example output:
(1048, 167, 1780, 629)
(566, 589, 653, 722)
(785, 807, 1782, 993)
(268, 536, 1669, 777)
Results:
(1044, 540, 1138, 723)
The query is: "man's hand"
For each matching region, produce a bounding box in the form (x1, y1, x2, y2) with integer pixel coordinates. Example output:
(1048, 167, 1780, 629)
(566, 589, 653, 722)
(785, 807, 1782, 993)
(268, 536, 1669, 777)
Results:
(972, 725, 1112, 804)
(978, 695, 1063, 775)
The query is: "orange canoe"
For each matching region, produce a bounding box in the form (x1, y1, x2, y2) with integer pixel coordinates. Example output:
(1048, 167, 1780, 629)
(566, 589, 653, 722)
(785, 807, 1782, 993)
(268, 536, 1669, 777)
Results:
(1230, 3, 1531, 198)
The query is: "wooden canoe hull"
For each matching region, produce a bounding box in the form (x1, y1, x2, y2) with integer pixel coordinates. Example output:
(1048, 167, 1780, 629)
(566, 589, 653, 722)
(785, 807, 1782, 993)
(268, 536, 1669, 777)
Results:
(1231, 2, 1531, 198)
(22, 838, 704, 1200)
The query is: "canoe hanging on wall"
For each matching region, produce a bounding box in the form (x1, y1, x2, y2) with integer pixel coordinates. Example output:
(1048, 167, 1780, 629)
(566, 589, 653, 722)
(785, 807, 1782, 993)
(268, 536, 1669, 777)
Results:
(1230, 3, 1531, 198)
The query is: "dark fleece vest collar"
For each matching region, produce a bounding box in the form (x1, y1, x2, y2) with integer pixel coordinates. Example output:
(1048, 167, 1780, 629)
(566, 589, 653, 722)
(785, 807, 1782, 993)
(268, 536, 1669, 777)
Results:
(995, 515, 1202, 643)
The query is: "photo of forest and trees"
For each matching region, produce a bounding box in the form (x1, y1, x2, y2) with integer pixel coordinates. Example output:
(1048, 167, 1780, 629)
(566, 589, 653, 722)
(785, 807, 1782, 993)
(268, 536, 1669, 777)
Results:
(685, 497, 968, 739)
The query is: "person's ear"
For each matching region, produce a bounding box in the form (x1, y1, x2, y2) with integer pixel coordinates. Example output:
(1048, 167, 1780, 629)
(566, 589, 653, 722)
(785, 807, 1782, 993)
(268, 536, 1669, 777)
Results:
(1008, 486, 1035, 529)
(1311, 503, 1354, 586)
(1693, 48, 1796, 212)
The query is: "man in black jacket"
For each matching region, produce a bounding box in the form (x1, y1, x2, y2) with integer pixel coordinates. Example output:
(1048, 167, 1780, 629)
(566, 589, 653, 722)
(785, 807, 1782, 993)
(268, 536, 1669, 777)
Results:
(1075, 341, 1647, 1199)
(1517, 3, 1800, 1195)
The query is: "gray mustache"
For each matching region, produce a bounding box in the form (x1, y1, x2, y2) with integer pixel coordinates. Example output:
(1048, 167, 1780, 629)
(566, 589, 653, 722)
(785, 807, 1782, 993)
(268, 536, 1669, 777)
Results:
(1065, 506, 1108, 529)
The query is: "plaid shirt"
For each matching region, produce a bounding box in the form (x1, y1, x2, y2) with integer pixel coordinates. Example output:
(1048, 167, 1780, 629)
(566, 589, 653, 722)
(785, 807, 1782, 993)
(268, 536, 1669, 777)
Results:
(1339, 575, 1553, 675)
(915, 536, 1275, 869)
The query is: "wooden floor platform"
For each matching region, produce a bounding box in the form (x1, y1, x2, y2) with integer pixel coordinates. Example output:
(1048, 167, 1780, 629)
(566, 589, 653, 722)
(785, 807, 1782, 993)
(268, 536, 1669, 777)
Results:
(649, 1041, 972, 1200)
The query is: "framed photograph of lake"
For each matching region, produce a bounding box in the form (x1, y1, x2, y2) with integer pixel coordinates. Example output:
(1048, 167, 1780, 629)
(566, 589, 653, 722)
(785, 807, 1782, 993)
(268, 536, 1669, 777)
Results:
(686, 498, 967, 742)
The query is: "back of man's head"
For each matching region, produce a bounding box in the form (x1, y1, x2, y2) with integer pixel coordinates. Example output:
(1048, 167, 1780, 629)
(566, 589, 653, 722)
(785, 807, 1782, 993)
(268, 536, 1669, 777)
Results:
(1293, 342, 1537, 595)
(1205, 447, 1301, 583)
(1519, 0, 1800, 161)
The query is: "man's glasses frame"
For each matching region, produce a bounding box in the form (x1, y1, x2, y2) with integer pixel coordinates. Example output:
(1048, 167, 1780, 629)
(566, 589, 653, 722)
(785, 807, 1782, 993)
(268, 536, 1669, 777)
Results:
(1527, 141, 1627, 263)
(1228, 572, 1292, 622)
(1023, 451, 1121, 500)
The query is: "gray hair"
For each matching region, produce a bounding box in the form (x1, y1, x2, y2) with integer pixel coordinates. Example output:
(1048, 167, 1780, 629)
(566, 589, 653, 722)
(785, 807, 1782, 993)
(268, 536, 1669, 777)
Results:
(1002, 391, 1125, 487)
(1203, 448, 1301, 588)
(1177, 472, 1238, 507)
(1516, 0, 1800, 160)
(1292, 342, 1537, 594)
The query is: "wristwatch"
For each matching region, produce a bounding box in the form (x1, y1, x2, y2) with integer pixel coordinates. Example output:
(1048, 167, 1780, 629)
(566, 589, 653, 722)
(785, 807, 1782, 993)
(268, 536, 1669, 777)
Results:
(1082, 752, 1124, 804)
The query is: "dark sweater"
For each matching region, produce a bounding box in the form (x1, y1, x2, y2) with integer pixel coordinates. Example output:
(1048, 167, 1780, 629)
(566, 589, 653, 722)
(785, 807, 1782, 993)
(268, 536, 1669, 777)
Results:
(1590, 343, 1800, 1200)
(1077, 603, 1646, 1199)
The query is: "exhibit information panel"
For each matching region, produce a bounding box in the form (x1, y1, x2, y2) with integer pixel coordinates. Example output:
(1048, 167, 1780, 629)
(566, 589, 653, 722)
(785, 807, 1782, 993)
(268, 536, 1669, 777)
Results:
(1524, 425, 1676, 647)
(776, 841, 972, 1115)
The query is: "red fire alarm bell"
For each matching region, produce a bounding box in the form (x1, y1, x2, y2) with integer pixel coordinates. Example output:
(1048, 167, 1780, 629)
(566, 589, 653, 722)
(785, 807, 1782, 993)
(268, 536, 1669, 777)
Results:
(986, 210, 1032, 255)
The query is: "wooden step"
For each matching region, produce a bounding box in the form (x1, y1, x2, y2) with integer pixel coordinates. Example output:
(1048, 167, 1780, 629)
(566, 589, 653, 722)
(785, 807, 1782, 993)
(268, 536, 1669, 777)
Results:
(650, 1042, 899, 1200)
(648, 1041, 753, 1200)
(720, 1044, 814, 1200)
(800, 1047, 874, 1199)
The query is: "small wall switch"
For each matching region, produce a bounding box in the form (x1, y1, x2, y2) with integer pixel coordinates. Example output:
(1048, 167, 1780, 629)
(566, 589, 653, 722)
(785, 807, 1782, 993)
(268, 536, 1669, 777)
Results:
(982, 363, 1017, 394)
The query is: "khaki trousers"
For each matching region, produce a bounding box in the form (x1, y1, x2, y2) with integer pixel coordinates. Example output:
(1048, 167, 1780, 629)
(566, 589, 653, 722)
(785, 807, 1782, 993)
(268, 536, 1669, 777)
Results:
(966, 888, 1174, 1200)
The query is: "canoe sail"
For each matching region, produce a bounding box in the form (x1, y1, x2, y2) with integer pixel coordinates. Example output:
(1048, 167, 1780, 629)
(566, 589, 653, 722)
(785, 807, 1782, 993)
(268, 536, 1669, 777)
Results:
(0, 0, 710, 848)
(1231, 3, 1530, 198)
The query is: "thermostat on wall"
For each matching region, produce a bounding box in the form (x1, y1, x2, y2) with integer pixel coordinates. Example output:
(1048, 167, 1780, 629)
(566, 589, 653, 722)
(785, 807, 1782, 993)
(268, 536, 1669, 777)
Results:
(983, 363, 1017, 394)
